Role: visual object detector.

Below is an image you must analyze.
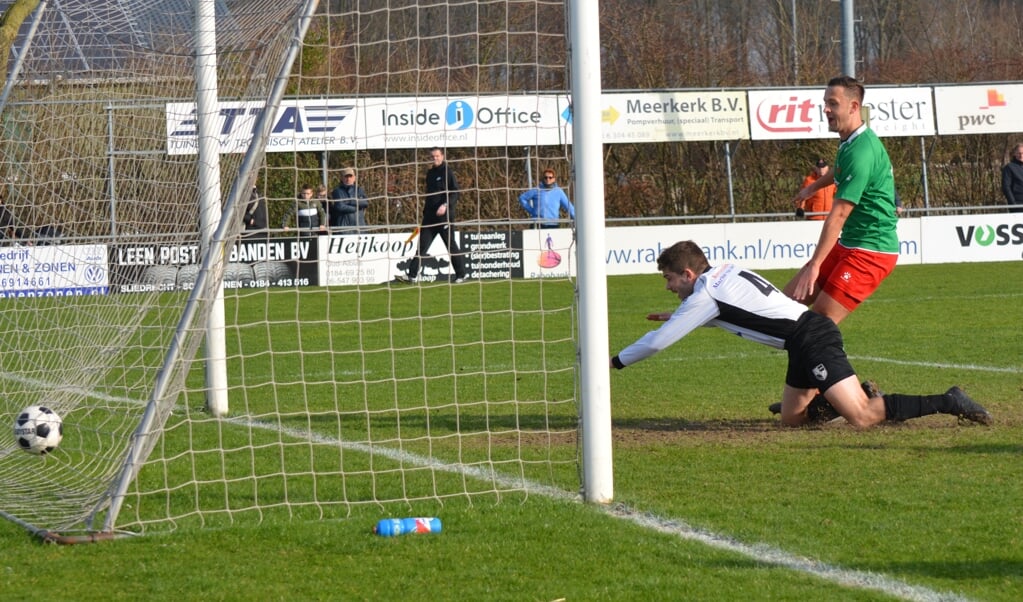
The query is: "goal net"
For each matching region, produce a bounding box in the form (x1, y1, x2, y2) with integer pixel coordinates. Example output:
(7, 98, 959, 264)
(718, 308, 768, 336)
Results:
(0, 0, 579, 539)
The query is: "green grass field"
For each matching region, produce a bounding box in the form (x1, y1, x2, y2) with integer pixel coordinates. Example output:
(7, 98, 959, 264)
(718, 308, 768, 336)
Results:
(2, 261, 1021, 601)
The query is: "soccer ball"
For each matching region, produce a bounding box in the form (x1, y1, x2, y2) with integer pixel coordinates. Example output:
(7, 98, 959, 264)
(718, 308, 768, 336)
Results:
(13, 405, 63, 455)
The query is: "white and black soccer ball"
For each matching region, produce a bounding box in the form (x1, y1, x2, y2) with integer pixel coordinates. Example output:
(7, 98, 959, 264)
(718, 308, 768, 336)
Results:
(13, 405, 63, 455)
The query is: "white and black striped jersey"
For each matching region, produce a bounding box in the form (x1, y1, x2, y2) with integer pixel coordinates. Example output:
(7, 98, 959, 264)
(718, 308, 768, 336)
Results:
(616, 263, 809, 367)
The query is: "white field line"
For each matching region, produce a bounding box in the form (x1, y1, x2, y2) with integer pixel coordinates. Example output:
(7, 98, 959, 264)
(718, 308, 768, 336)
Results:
(847, 354, 1021, 373)
(648, 351, 1020, 374)
(229, 413, 973, 602)
(0, 370, 979, 600)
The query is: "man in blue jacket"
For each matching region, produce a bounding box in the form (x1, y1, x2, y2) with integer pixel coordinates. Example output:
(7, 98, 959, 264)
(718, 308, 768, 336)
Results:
(518, 168, 575, 228)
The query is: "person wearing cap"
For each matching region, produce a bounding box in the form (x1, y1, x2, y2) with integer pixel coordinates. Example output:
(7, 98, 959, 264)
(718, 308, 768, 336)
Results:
(328, 167, 369, 233)
(796, 159, 836, 221)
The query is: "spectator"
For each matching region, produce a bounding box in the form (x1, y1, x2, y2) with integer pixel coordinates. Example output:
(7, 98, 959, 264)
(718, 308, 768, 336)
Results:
(281, 184, 327, 236)
(242, 186, 268, 238)
(0, 198, 16, 243)
(1001, 142, 1023, 213)
(34, 224, 63, 245)
(328, 167, 369, 233)
(400, 147, 467, 283)
(518, 168, 575, 228)
(795, 158, 835, 220)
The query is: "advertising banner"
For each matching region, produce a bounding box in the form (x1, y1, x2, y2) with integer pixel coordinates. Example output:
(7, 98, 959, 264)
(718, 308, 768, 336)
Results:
(464, 230, 521, 280)
(167, 95, 570, 155)
(933, 83, 1023, 135)
(919, 213, 1023, 263)
(601, 220, 924, 275)
(108, 237, 318, 293)
(323, 229, 525, 285)
(600, 91, 749, 142)
(322, 233, 417, 286)
(0, 244, 108, 298)
(748, 86, 935, 140)
(519, 228, 575, 279)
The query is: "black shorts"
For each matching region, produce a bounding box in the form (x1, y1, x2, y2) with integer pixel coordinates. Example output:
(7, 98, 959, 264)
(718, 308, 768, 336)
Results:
(784, 311, 856, 392)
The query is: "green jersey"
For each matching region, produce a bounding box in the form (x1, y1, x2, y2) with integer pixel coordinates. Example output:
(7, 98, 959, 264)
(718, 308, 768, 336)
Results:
(832, 126, 899, 253)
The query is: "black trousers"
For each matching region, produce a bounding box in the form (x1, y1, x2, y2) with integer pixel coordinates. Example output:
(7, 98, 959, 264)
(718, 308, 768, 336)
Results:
(407, 223, 466, 279)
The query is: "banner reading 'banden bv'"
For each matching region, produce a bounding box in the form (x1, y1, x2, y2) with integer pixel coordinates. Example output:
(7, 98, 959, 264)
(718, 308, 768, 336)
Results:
(166, 95, 571, 155)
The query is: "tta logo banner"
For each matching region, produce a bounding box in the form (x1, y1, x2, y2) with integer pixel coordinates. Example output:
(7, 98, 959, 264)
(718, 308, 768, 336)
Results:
(445, 101, 474, 130)
(955, 223, 1023, 247)
(168, 102, 355, 138)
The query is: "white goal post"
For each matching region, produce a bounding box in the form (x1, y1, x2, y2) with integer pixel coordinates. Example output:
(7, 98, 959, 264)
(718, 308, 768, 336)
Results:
(0, 0, 610, 540)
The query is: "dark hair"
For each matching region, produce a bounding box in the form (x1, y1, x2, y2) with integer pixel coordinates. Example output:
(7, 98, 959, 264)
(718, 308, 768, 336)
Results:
(656, 241, 709, 275)
(827, 75, 865, 103)
(815, 158, 827, 168)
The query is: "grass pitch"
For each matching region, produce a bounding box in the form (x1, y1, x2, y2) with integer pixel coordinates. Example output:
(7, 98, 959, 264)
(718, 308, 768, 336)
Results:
(2, 261, 1021, 601)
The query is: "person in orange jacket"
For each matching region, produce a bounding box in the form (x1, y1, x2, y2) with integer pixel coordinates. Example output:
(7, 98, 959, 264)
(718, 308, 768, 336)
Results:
(796, 158, 836, 220)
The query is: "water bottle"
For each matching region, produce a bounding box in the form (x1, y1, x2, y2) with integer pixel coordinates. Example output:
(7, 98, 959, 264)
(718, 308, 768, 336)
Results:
(373, 517, 442, 536)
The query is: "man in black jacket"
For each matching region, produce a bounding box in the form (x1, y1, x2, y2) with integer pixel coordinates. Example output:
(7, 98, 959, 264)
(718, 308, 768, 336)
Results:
(242, 186, 268, 239)
(328, 167, 369, 232)
(1002, 142, 1023, 213)
(402, 147, 467, 283)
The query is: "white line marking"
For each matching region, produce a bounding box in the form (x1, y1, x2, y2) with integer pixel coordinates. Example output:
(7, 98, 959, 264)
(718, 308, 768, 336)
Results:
(648, 350, 1020, 375)
(606, 504, 972, 602)
(231, 413, 973, 602)
(848, 355, 1021, 374)
(2, 368, 976, 600)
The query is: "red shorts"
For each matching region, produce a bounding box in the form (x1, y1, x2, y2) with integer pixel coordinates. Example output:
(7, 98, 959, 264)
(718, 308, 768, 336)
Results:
(817, 244, 898, 312)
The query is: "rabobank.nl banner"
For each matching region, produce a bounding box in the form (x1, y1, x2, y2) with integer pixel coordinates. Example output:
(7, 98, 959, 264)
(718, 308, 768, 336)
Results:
(748, 86, 935, 140)
(166, 95, 570, 155)
(601, 220, 925, 275)
(933, 83, 1023, 135)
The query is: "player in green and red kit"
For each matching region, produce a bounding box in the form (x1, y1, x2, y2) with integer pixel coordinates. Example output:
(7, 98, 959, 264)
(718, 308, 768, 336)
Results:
(772, 76, 899, 421)
(785, 75, 899, 325)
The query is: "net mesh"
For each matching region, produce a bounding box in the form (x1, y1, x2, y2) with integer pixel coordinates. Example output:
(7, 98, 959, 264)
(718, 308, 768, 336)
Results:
(0, 0, 579, 536)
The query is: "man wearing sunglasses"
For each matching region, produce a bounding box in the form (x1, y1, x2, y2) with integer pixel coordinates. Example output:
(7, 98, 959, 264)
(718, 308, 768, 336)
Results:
(518, 168, 575, 229)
